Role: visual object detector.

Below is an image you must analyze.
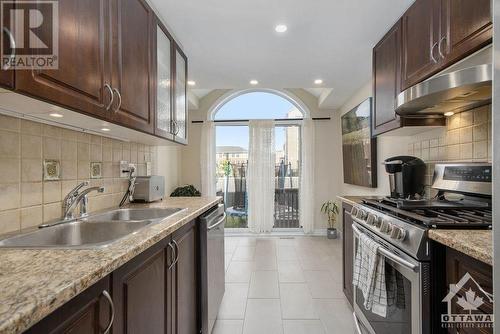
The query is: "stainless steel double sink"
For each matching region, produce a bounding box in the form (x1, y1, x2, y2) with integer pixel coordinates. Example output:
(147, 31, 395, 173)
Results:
(0, 208, 185, 249)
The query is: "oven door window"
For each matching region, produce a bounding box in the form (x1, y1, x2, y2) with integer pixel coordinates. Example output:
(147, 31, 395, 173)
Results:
(355, 256, 412, 334)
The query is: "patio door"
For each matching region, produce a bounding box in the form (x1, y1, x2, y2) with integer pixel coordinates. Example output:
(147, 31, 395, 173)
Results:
(274, 125, 301, 229)
(215, 124, 301, 230)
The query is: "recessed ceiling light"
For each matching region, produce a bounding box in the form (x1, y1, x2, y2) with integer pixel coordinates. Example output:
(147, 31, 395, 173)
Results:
(275, 24, 287, 33)
(187, 80, 196, 86)
(250, 80, 259, 85)
(444, 111, 455, 117)
(101, 128, 110, 132)
(314, 79, 323, 85)
(49, 112, 63, 118)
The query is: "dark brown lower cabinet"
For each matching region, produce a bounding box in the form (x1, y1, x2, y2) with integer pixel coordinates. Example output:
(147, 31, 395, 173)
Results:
(170, 220, 199, 334)
(112, 239, 168, 334)
(342, 201, 354, 307)
(22, 217, 205, 334)
(25, 277, 112, 334)
(445, 248, 493, 334)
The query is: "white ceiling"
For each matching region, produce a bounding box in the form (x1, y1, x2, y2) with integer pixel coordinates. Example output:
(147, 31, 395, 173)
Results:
(150, 0, 414, 109)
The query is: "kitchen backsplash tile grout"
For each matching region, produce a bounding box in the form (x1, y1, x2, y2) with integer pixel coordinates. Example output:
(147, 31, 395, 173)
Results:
(407, 104, 491, 198)
(0, 114, 158, 234)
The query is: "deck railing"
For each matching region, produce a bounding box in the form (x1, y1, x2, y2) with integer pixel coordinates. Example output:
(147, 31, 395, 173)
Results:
(218, 187, 299, 228)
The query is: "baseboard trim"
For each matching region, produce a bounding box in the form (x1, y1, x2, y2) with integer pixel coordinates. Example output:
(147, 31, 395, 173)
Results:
(224, 228, 343, 239)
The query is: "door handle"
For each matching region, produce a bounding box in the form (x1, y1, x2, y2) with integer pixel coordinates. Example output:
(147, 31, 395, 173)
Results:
(172, 239, 179, 265)
(167, 242, 176, 270)
(104, 84, 114, 111)
(2, 27, 15, 70)
(430, 42, 438, 64)
(208, 213, 226, 231)
(172, 120, 180, 135)
(101, 290, 115, 334)
(438, 36, 447, 59)
(112, 88, 122, 113)
(351, 223, 418, 272)
(352, 312, 363, 334)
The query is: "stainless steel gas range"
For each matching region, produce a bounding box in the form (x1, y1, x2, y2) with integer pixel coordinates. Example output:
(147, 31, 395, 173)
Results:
(350, 163, 492, 334)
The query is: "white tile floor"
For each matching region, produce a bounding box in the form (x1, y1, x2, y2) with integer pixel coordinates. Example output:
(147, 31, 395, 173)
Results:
(213, 236, 356, 334)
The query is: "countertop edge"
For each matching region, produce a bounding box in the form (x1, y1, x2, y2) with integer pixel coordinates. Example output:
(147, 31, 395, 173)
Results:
(0, 197, 221, 334)
(337, 196, 364, 206)
(428, 230, 492, 266)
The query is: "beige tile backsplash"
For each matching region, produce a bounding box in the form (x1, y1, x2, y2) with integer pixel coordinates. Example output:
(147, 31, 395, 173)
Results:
(407, 104, 492, 197)
(0, 114, 157, 234)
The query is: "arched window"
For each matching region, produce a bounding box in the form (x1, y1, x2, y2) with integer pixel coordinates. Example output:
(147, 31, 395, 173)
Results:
(213, 91, 306, 120)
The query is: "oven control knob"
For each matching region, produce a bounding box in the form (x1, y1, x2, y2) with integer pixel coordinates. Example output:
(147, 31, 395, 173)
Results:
(350, 206, 358, 217)
(379, 220, 393, 234)
(373, 217, 382, 228)
(356, 209, 367, 221)
(366, 214, 377, 226)
(390, 227, 407, 241)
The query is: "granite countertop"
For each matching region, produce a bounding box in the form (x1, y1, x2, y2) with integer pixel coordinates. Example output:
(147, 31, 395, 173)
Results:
(0, 196, 221, 334)
(428, 229, 492, 265)
(337, 195, 381, 206)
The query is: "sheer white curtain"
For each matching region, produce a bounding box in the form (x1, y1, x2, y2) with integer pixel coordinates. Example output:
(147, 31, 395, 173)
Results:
(247, 120, 276, 233)
(200, 121, 216, 196)
(300, 119, 315, 233)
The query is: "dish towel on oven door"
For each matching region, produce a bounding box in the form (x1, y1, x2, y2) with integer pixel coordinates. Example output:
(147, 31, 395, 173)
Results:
(352, 233, 388, 317)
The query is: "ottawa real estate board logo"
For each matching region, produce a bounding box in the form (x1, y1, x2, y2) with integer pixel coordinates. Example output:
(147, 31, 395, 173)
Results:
(442, 272, 494, 330)
(1, 0, 58, 70)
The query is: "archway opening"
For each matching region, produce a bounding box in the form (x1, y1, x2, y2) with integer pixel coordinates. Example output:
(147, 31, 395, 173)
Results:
(211, 90, 306, 231)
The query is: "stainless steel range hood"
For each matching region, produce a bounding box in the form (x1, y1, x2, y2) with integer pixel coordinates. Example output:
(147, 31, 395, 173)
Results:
(395, 63, 492, 116)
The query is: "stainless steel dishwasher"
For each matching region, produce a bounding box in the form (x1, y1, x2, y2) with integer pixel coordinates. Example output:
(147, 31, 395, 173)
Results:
(200, 204, 226, 334)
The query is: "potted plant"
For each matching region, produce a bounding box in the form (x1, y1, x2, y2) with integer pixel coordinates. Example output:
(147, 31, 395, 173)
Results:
(321, 200, 339, 239)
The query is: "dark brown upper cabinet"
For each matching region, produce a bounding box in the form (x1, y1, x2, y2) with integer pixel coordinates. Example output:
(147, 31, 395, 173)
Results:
(439, 0, 492, 66)
(110, 0, 155, 134)
(373, 0, 490, 137)
(401, 0, 491, 91)
(14, 0, 112, 120)
(372, 20, 403, 136)
(1, 0, 189, 143)
(0, 0, 15, 89)
(154, 19, 175, 140)
(401, 0, 440, 91)
(172, 45, 188, 145)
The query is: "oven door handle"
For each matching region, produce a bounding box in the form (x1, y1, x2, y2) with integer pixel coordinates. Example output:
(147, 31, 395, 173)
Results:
(352, 223, 419, 273)
(352, 312, 363, 334)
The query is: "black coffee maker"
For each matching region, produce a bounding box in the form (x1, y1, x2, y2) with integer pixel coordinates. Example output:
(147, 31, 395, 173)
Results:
(383, 156, 426, 199)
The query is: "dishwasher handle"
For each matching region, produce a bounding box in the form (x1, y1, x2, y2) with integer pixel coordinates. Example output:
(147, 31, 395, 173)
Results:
(208, 213, 226, 230)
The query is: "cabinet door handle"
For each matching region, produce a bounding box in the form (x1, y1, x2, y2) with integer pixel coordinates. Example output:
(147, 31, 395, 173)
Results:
(112, 88, 122, 113)
(167, 242, 176, 270)
(102, 290, 115, 334)
(174, 120, 180, 135)
(430, 42, 438, 64)
(104, 84, 114, 111)
(438, 36, 447, 59)
(2, 27, 15, 70)
(172, 240, 179, 265)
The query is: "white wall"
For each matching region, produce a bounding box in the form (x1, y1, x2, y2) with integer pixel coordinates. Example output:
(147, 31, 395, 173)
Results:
(180, 89, 337, 230)
(156, 145, 182, 195)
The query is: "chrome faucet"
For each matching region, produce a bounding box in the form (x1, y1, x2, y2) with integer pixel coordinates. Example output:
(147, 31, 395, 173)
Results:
(62, 182, 105, 220)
